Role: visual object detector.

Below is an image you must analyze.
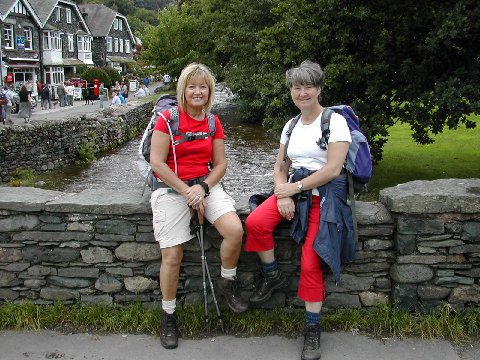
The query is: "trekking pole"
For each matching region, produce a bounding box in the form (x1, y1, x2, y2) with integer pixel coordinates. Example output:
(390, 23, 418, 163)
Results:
(197, 210, 225, 333)
(192, 209, 209, 330)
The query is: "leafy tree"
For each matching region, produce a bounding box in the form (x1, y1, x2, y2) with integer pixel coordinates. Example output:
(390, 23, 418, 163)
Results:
(80, 68, 110, 86)
(139, 0, 480, 162)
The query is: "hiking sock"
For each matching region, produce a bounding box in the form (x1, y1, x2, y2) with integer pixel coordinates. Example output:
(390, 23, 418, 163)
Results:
(261, 260, 278, 274)
(221, 266, 237, 280)
(162, 299, 176, 315)
(305, 311, 321, 326)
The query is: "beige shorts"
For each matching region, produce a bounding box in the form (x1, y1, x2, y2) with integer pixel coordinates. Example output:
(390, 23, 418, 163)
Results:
(150, 183, 236, 249)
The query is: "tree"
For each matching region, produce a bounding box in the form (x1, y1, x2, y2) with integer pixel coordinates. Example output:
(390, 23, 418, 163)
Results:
(139, 0, 480, 162)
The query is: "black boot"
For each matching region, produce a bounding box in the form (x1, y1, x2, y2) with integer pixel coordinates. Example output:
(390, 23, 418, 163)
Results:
(301, 323, 322, 360)
(216, 277, 249, 313)
(160, 311, 179, 349)
(249, 270, 288, 304)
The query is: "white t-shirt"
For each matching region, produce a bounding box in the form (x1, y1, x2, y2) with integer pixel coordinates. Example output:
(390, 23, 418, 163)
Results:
(280, 111, 351, 172)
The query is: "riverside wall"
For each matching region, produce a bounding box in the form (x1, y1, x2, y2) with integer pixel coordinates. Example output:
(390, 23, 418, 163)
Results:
(0, 102, 153, 182)
(0, 179, 479, 312)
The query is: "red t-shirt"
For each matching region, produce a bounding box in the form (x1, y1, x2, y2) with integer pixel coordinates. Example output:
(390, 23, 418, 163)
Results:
(152, 108, 225, 181)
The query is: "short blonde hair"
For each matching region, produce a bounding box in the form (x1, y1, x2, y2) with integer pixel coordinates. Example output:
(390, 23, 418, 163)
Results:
(176, 63, 216, 112)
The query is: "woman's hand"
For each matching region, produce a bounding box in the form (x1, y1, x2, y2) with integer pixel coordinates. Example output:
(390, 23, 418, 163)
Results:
(185, 184, 206, 208)
(274, 182, 298, 199)
(277, 197, 295, 220)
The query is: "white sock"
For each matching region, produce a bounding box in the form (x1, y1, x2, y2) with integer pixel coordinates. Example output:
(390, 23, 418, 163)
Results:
(162, 299, 176, 314)
(221, 266, 237, 280)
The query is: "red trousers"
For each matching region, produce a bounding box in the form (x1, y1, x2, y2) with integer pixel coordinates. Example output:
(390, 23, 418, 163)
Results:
(245, 195, 325, 302)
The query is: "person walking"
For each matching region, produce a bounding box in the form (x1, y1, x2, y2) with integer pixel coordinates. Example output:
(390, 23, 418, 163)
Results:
(3, 86, 15, 125)
(244, 60, 355, 360)
(110, 91, 121, 105)
(99, 83, 108, 109)
(40, 85, 50, 110)
(57, 82, 66, 107)
(17, 85, 32, 123)
(149, 63, 248, 350)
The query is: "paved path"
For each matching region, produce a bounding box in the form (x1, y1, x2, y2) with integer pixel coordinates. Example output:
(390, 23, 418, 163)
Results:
(2, 82, 163, 125)
(1, 330, 479, 360)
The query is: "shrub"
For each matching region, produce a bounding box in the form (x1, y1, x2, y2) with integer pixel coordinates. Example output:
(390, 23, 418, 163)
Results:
(80, 68, 110, 87)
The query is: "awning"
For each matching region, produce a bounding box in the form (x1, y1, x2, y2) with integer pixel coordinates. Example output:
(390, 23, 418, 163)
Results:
(8, 58, 39, 62)
(8, 63, 39, 69)
(63, 58, 85, 66)
(106, 56, 135, 64)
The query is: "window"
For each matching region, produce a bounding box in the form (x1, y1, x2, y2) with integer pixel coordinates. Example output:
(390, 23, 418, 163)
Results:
(78, 35, 92, 52)
(114, 18, 118, 30)
(55, 6, 61, 22)
(125, 39, 131, 54)
(24, 27, 33, 50)
(114, 38, 118, 52)
(4, 24, 14, 49)
(119, 19, 123, 31)
(44, 66, 64, 85)
(68, 34, 74, 52)
(66, 8, 72, 23)
(43, 31, 62, 50)
(119, 39, 123, 53)
(106, 37, 112, 52)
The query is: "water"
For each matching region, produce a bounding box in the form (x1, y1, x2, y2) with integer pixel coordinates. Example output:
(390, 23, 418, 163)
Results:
(55, 105, 279, 199)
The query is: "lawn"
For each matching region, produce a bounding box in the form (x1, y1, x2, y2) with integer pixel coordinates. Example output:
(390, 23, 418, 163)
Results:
(363, 115, 480, 201)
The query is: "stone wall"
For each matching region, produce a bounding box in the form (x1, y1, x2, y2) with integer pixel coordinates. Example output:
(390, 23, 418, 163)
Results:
(0, 179, 479, 312)
(0, 102, 152, 182)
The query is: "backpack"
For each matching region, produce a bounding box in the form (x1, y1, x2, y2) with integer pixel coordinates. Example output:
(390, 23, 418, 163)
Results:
(283, 105, 373, 242)
(136, 94, 216, 194)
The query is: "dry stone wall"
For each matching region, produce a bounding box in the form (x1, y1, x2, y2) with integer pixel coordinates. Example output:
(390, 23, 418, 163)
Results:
(1, 179, 479, 312)
(0, 102, 152, 182)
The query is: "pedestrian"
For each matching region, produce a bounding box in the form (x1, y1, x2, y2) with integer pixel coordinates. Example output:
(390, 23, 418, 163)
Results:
(111, 91, 121, 105)
(65, 82, 74, 106)
(244, 60, 355, 360)
(149, 63, 248, 350)
(144, 76, 150, 88)
(57, 82, 66, 107)
(3, 86, 15, 125)
(17, 85, 32, 123)
(99, 83, 108, 109)
(40, 84, 50, 110)
(133, 85, 146, 97)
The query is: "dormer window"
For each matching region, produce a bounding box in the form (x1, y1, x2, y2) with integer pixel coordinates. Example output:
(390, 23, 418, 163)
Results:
(66, 8, 72, 23)
(114, 18, 118, 30)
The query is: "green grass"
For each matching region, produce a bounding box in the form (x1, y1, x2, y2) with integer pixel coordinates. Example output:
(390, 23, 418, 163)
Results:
(363, 115, 480, 201)
(1, 302, 479, 343)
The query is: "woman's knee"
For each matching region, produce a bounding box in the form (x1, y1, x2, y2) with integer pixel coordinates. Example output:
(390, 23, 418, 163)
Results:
(161, 248, 183, 268)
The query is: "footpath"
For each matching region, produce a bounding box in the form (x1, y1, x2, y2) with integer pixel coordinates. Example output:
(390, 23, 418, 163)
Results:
(1, 329, 479, 360)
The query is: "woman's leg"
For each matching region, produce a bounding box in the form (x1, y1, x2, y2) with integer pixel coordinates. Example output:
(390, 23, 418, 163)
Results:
(159, 244, 184, 302)
(298, 196, 324, 360)
(245, 195, 289, 304)
(207, 189, 248, 313)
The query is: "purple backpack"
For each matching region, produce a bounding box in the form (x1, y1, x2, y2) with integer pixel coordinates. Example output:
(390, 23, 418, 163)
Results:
(319, 105, 373, 193)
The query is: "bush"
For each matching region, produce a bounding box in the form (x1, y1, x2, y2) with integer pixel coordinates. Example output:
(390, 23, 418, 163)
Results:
(100, 67, 122, 88)
(80, 68, 110, 87)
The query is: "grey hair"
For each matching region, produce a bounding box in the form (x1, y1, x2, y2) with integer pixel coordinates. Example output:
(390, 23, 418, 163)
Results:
(286, 60, 325, 90)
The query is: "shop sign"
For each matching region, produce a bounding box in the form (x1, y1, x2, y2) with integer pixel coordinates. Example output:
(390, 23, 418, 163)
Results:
(16, 35, 25, 51)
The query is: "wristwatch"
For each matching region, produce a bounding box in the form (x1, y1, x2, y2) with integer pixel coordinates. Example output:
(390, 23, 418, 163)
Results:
(297, 181, 304, 191)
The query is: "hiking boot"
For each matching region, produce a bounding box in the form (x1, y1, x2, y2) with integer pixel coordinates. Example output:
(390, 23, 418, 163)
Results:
(216, 277, 249, 313)
(249, 270, 288, 304)
(301, 323, 322, 360)
(160, 311, 179, 349)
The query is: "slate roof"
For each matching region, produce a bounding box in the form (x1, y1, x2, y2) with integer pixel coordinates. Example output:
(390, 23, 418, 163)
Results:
(27, 0, 91, 33)
(0, 0, 41, 25)
(78, 3, 135, 42)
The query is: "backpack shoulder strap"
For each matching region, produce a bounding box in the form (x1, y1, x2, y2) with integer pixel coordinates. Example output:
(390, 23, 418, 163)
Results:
(282, 114, 301, 165)
(317, 107, 334, 149)
(206, 112, 216, 135)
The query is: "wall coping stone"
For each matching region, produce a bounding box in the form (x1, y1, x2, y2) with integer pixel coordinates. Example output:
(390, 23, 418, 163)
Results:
(380, 179, 480, 213)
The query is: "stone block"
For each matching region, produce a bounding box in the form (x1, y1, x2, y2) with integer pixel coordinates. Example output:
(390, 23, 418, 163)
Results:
(390, 264, 434, 283)
(392, 283, 418, 312)
(397, 217, 444, 235)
